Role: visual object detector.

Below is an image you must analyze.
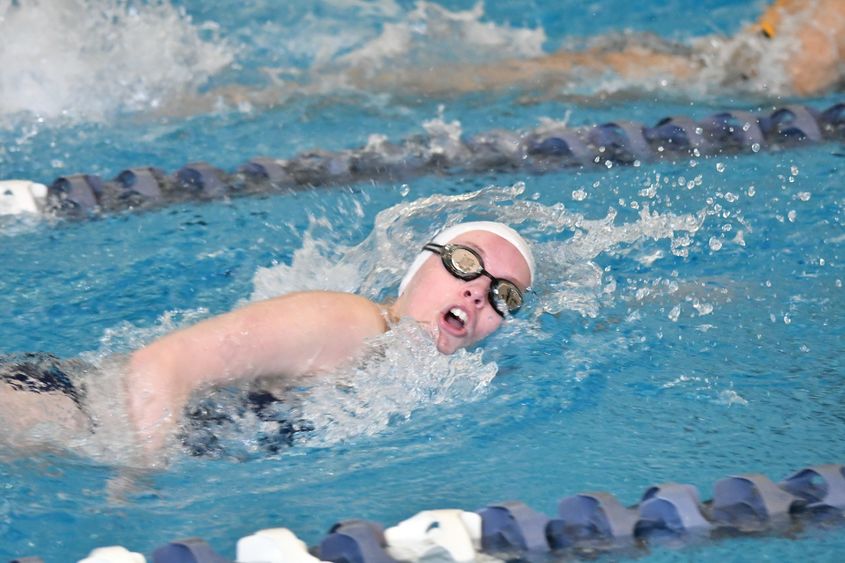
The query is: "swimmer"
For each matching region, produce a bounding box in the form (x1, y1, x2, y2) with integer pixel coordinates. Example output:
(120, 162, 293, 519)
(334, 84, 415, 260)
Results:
(0, 222, 534, 461)
(151, 0, 842, 119)
(356, 0, 845, 95)
(344, 0, 844, 97)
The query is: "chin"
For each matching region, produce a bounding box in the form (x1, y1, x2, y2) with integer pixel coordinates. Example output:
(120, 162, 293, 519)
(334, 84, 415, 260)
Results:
(435, 334, 461, 355)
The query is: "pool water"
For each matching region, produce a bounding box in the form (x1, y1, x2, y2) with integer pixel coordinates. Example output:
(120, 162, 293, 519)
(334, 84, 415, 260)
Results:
(1, 0, 844, 561)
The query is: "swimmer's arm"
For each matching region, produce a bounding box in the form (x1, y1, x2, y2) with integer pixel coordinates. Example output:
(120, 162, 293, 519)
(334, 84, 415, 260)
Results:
(125, 291, 387, 454)
(781, 0, 845, 95)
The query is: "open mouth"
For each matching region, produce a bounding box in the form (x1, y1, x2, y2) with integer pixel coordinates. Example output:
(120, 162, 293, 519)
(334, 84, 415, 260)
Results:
(443, 306, 468, 332)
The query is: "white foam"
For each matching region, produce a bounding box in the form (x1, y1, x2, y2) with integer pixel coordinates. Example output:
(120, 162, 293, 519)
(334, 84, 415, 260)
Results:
(0, 0, 234, 120)
(334, 2, 545, 71)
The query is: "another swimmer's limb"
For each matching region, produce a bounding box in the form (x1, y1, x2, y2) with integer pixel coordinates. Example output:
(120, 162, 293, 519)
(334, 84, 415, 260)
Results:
(757, 0, 845, 95)
(125, 291, 388, 455)
(342, 43, 698, 97)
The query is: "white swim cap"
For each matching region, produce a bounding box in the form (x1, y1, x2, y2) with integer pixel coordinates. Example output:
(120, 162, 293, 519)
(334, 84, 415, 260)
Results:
(398, 221, 535, 296)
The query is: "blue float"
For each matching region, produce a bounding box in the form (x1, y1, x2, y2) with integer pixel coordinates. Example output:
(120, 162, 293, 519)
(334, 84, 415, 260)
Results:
(477, 501, 550, 552)
(319, 520, 397, 563)
(152, 538, 231, 563)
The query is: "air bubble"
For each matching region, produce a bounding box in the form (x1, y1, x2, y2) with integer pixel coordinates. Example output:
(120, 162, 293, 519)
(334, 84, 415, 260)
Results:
(747, 185, 756, 197)
(715, 162, 725, 172)
(797, 192, 811, 201)
(790, 165, 799, 176)
(788, 210, 797, 222)
(571, 188, 587, 201)
(751, 143, 761, 153)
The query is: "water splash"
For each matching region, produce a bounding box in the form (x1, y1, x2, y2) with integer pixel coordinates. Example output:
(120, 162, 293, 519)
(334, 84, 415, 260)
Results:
(330, 1, 545, 77)
(0, 0, 234, 121)
(295, 320, 497, 447)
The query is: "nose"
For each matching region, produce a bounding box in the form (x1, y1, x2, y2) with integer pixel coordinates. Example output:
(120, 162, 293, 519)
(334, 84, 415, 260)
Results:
(462, 280, 487, 309)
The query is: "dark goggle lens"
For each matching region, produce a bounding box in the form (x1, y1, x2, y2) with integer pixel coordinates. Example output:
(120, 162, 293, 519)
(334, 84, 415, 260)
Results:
(447, 246, 483, 278)
(491, 280, 523, 315)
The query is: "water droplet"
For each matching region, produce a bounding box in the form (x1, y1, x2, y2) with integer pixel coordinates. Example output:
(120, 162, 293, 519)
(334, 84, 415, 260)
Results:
(571, 188, 587, 201)
(709, 237, 723, 251)
(668, 304, 681, 322)
(692, 299, 713, 316)
(751, 143, 761, 153)
(836, 279, 842, 288)
(715, 162, 725, 172)
(747, 185, 756, 197)
(797, 191, 811, 201)
(790, 165, 799, 176)
(399, 184, 410, 197)
(819, 258, 825, 266)
(788, 210, 797, 222)
(800, 344, 810, 353)
(724, 192, 738, 202)
(783, 314, 792, 324)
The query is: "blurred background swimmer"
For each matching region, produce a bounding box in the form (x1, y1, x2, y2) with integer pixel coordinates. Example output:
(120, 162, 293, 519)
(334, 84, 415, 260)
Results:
(189, 0, 842, 116)
(0, 222, 534, 464)
(339, 0, 844, 98)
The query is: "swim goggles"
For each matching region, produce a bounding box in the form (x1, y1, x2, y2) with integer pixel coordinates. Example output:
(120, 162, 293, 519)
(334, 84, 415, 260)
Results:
(423, 242, 524, 317)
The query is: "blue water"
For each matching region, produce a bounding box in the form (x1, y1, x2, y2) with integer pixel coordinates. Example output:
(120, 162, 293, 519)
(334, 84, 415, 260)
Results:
(1, 0, 844, 561)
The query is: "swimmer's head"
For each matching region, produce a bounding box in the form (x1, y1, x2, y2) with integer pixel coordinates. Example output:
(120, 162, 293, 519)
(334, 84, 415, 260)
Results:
(393, 222, 534, 354)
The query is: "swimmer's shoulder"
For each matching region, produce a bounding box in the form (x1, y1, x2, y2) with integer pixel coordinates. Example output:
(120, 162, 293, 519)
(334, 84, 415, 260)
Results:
(263, 290, 390, 334)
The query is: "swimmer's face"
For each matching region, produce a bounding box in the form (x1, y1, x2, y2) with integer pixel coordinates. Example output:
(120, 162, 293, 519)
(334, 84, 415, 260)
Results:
(396, 230, 532, 354)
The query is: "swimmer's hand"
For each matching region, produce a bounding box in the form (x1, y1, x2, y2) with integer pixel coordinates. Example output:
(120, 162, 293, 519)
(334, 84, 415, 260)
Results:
(124, 291, 388, 458)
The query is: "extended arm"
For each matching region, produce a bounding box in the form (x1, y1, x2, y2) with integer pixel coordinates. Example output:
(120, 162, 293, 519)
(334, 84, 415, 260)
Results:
(124, 291, 387, 455)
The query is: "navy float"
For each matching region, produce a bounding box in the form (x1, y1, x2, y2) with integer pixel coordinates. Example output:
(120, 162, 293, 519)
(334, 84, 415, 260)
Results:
(15, 102, 841, 219)
(11, 463, 845, 562)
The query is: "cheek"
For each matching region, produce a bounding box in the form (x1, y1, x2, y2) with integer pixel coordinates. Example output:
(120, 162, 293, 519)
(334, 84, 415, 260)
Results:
(475, 312, 504, 341)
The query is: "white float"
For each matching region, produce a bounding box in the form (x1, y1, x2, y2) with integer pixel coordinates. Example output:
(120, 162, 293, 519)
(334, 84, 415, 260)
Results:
(237, 527, 325, 563)
(77, 545, 146, 563)
(0, 180, 47, 215)
(384, 509, 481, 563)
